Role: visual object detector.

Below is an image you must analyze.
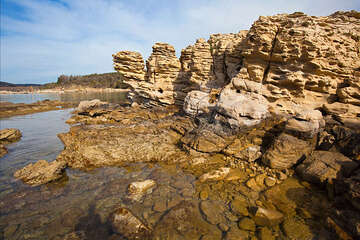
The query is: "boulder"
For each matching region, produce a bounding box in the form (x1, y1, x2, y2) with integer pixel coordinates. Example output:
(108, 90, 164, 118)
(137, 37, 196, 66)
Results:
(216, 88, 269, 128)
(262, 133, 313, 170)
(253, 207, 284, 227)
(110, 207, 151, 240)
(127, 179, 156, 201)
(153, 200, 222, 239)
(14, 160, 66, 186)
(183, 91, 216, 117)
(199, 168, 230, 182)
(296, 151, 358, 186)
(0, 128, 22, 144)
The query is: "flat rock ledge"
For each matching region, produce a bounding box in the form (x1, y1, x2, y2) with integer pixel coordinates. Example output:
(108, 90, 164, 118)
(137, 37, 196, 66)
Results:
(0, 128, 22, 158)
(14, 159, 67, 186)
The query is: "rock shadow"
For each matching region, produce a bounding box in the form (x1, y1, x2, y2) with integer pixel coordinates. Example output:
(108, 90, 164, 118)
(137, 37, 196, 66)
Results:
(74, 204, 112, 240)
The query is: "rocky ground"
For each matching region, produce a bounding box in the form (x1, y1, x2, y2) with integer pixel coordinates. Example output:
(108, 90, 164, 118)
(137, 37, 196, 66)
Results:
(0, 100, 76, 119)
(0, 128, 22, 158)
(8, 10, 360, 240)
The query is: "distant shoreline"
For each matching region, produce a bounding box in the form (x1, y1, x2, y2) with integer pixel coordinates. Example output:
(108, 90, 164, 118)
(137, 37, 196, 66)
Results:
(0, 87, 129, 95)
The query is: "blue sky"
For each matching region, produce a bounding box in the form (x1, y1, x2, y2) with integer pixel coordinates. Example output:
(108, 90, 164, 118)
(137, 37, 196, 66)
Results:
(1, 0, 359, 84)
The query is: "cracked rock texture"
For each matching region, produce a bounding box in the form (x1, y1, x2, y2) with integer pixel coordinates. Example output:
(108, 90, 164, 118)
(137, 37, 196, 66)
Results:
(113, 11, 360, 129)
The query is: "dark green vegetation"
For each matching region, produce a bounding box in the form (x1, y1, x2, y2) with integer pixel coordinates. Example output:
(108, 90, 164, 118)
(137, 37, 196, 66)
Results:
(42, 72, 127, 89)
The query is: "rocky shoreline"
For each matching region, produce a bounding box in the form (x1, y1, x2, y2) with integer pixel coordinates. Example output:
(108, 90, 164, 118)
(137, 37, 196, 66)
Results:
(0, 100, 76, 119)
(6, 10, 360, 240)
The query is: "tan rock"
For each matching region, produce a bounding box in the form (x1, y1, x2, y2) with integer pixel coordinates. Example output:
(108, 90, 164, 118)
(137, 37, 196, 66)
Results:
(127, 179, 156, 201)
(253, 207, 284, 227)
(0, 128, 22, 144)
(14, 160, 66, 186)
(262, 133, 313, 169)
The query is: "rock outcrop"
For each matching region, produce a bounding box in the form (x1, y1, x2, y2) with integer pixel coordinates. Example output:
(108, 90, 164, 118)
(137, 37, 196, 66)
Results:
(14, 159, 67, 186)
(0, 128, 22, 158)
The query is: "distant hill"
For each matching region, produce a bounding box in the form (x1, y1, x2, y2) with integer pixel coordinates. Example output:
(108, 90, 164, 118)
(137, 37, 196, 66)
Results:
(41, 72, 128, 89)
(0, 81, 42, 87)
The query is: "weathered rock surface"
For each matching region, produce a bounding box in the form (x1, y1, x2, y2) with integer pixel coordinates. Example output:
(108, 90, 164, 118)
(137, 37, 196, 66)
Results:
(0, 128, 22, 144)
(127, 179, 156, 201)
(253, 207, 284, 227)
(110, 207, 151, 240)
(14, 160, 66, 186)
(262, 133, 312, 170)
(153, 200, 222, 239)
(58, 105, 195, 170)
(0, 100, 75, 118)
(296, 151, 358, 186)
(0, 128, 22, 158)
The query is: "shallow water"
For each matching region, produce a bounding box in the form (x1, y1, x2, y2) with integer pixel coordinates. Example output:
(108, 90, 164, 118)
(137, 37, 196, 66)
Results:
(0, 102, 333, 239)
(0, 91, 128, 104)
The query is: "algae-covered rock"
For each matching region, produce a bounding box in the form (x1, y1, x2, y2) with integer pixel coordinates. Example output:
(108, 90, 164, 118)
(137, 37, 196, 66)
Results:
(282, 218, 314, 240)
(238, 217, 256, 231)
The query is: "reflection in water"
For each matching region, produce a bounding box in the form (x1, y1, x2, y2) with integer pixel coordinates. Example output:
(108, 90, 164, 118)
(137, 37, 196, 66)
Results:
(0, 91, 129, 105)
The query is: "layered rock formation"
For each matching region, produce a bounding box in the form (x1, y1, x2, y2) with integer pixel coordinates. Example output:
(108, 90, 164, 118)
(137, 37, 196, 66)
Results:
(111, 10, 360, 238)
(0, 128, 22, 158)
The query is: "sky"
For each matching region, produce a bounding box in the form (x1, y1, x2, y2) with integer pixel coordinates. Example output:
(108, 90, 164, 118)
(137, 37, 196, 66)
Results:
(1, 0, 359, 84)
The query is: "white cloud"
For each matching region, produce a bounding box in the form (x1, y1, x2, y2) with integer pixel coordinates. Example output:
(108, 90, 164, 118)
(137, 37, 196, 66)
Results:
(1, 0, 359, 84)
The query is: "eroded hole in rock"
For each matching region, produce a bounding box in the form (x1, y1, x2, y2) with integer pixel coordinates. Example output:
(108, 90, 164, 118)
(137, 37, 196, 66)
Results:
(158, 88, 164, 94)
(236, 89, 241, 93)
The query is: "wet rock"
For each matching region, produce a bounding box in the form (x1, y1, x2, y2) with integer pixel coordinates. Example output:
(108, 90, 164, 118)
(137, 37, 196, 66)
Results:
(199, 167, 230, 182)
(264, 177, 276, 187)
(253, 207, 284, 227)
(238, 217, 256, 231)
(153, 198, 167, 212)
(326, 216, 357, 240)
(199, 190, 209, 200)
(0, 128, 22, 144)
(127, 179, 156, 201)
(259, 227, 275, 240)
(296, 151, 358, 186)
(225, 227, 249, 240)
(262, 133, 313, 170)
(225, 169, 249, 182)
(282, 218, 314, 240)
(230, 197, 249, 217)
(110, 207, 151, 240)
(338, 170, 360, 211)
(0, 144, 8, 158)
(14, 159, 67, 186)
(200, 200, 226, 225)
(63, 231, 86, 240)
(153, 200, 222, 239)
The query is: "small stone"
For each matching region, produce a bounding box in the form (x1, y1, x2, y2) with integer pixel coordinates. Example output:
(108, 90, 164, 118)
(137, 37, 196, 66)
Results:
(259, 227, 275, 240)
(264, 177, 276, 187)
(127, 179, 156, 201)
(254, 207, 284, 227)
(231, 199, 249, 216)
(225, 227, 249, 240)
(238, 217, 256, 231)
(276, 171, 287, 181)
(218, 222, 229, 232)
(153, 199, 167, 212)
(200, 190, 209, 200)
(246, 178, 262, 191)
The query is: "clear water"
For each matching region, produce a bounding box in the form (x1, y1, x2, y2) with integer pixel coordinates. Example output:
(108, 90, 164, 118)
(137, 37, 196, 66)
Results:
(0, 95, 333, 239)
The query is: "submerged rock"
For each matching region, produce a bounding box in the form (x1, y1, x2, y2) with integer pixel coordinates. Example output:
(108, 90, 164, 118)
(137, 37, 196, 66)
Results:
(14, 160, 66, 186)
(127, 179, 156, 202)
(153, 200, 222, 240)
(253, 207, 284, 227)
(110, 207, 151, 240)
